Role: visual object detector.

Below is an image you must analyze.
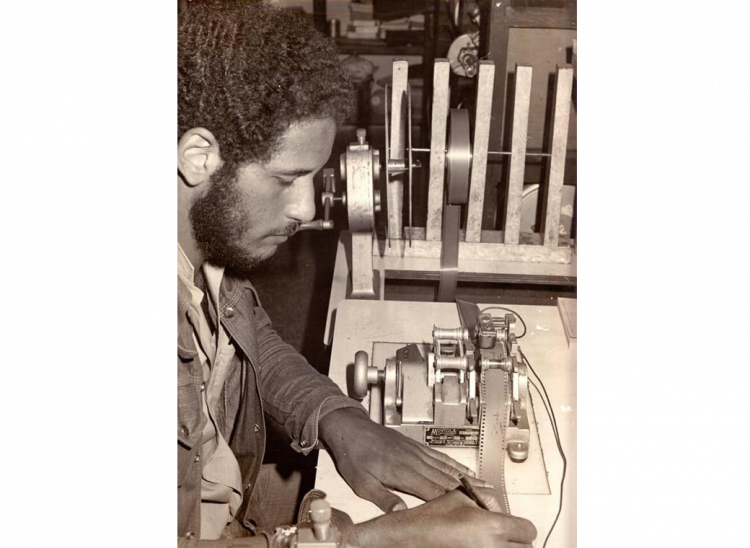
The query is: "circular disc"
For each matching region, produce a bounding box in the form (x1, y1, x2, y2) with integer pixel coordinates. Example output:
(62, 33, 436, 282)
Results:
(446, 109, 472, 205)
(353, 350, 369, 398)
(345, 147, 375, 232)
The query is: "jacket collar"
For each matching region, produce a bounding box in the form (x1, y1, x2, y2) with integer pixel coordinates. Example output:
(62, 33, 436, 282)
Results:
(177, 256, 264, 367)
(218, 272, 262, 369)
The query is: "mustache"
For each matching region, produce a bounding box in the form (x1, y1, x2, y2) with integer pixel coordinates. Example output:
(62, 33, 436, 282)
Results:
(273, 222, 301, 237)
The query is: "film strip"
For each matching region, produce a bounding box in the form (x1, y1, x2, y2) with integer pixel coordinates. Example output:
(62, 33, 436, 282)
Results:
(478, 368, 511, 514)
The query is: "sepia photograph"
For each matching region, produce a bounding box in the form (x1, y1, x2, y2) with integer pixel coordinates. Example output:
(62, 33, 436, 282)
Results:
(177, 1, 576, 546)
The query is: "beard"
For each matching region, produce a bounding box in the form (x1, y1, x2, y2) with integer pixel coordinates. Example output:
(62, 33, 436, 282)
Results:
(188, 161, 298, 274)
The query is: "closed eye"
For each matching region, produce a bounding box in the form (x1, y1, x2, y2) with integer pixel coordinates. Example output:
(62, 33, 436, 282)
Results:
(274, 176, 297, 187)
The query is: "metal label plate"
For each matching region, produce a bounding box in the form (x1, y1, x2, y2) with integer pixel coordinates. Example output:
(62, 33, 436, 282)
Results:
(424, 426, 479, 447)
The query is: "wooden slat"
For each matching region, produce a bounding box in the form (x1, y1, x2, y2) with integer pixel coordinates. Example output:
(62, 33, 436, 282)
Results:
(465, 61, 496, 243)
(387, 61, 409, 240)
(504, 6, 577, 29)
(323, 232, 577, 345)
(541, 66, 574, 248)
(426, 59, 450, 241)
(385, 268, 576, 286)
(483, 2, 511, 231)
(485, 2, 511, 152)
(504, 65, 533, 245)
(375, 226, 574, 247)
(374, 238, 572, 264)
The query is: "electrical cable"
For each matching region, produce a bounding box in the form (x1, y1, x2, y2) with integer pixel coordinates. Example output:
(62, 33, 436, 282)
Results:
(529, 378, 566, 548)
(480, 306, 527, 338)
(521, 349, 566, 548)
(520, 349, 558, 435)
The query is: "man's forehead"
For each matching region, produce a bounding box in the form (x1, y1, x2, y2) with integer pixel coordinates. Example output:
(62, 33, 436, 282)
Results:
(262, 118, 336, 173)
(263, 152, 323, 176)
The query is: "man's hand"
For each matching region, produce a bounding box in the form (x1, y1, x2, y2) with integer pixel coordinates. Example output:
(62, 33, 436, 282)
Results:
(318, 408, 489, 513)
(349, 487, 537, 548)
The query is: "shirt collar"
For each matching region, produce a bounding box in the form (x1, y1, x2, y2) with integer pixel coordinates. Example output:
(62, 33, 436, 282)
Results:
(178, 243, 204, 306)
(177, 243, 226, 313)
(203, 261, 226, 317)
(177, 243, 195, 284)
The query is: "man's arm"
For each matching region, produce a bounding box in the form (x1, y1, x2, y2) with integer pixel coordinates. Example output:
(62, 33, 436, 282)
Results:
(318, 407, 482, 512)
(252, 303, 515, 526)
(253, 303, 367, 453)
(183, 489, 536, 548)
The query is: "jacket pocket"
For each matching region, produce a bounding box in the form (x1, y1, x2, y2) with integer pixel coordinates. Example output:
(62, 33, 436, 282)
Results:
(177, 441, 194, 488)
(178, 361, 203, 449)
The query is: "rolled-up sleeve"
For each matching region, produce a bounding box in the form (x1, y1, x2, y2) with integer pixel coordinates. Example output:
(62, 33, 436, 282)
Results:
(253, 304, 367, 455)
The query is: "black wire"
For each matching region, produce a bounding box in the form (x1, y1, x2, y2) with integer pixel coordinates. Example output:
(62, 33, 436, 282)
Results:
(520, 349, 558, 435)
(480, 306, 527, 339)
(529, 379, 566, 548)
(529, 378, 559, 445)
(522, 349, 566, 548)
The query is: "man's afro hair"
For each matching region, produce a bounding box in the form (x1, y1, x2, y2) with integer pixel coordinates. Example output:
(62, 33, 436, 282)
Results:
(178, 1, 355, 166)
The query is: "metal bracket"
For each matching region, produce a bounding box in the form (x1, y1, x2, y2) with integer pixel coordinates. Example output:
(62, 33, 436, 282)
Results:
(342, 130, 379, 299)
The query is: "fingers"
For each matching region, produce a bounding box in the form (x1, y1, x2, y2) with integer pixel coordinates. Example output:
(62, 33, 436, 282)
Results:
(454, 487, 536, 543)
(355, 478, 408, 513)
(492, 536, 534, 548)
(493, 513, 538, 544)
(397, 468, 452, 501)
(411, 464, 461, 499)
(418, 453, 493, 495)
(382, 447, 461, 501)
(464, 474, 493, 489)
(418, 444, 475, 477)
(419, 453, 465, 485)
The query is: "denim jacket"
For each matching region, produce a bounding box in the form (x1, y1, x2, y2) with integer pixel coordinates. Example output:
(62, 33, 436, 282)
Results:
(178, 271, 366, 538)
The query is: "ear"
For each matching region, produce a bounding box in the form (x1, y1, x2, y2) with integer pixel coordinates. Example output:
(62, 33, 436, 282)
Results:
(177, 127, 223, 187)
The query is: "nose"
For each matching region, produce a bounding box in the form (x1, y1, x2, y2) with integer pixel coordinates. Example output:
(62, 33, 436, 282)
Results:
(284, 176, 316, 225)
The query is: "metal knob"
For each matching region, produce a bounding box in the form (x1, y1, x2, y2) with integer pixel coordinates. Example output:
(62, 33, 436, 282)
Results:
(353, 350, 381, 399)
(310, 498, 332, 541)
(299, 168, 339, 231)
(508, 441, 529, 462)
(298, 219, 333, 231)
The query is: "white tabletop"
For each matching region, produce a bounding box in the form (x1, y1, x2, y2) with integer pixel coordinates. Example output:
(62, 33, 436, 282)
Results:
(315, 299, 577, 547)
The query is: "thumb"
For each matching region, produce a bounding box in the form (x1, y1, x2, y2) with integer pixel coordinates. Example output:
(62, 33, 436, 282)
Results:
(360, 483, 408, 513)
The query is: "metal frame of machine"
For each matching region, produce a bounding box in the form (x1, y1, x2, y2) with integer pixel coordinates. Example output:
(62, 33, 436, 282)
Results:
(350, 300, 531, 513)
(307, 57, 576, 307)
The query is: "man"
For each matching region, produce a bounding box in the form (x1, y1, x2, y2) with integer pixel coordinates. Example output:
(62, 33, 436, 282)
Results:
(177, 3, 536, 546)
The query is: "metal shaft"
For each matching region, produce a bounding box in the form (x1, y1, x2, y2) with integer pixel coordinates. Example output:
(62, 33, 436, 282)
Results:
(407, 84, 413, 246)
(410, 147, 550, 157)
